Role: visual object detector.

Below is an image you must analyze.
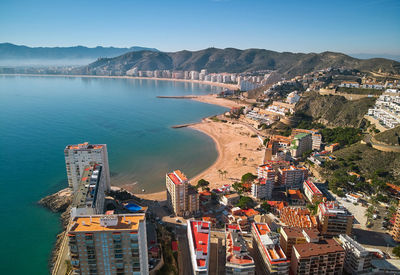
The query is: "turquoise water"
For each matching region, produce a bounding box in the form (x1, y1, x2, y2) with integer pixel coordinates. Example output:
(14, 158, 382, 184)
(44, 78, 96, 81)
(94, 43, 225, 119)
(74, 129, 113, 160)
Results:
(0, 75, 226, 274)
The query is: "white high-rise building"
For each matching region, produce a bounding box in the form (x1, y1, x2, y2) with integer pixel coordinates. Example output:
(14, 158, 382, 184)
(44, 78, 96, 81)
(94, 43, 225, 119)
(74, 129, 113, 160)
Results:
(64, 142, 111, 192)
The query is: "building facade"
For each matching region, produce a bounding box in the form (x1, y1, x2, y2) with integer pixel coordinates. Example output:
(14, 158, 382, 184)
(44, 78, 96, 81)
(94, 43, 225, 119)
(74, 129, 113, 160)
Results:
(225, 224, 255, 275)
(290, 133, 312, 158)
(251, 223, 290, 274)
(337, 234, 373, 274)
(279, 227, 321, 260)
(251, 178, 273, 200)
(303, 180, 324, 203)
(277, 166, 308, 188)
(68, 214, 148, 275)
(291, 239, 345, 275)
(318, 202, 354, 237)
(166, 170, 199, 216)
(65, 142, 110, 192)
(391, 201, 400, 242)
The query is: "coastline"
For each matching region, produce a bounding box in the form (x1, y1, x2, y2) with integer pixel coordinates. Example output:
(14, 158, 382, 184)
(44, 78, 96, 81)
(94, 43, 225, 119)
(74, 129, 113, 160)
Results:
(188, 118, 264, 191)
(0, 73, 239, 90)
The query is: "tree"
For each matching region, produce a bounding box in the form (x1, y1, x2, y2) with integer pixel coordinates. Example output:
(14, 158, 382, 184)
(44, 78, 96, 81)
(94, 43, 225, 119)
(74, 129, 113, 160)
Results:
(241, 173, 257, 184)
(242, 157, 247, 165)
(393, 246, 400, 258)
(364, 206, 375, 225)
(261, 202, 272, 213)
(236, 196, 254, 209)
(263, 138, 270, 146)
(217, 169, 223, 179)
(222, 170, 228, 179)
(232, 182, 244, 194)
(197, 179, 210, 190)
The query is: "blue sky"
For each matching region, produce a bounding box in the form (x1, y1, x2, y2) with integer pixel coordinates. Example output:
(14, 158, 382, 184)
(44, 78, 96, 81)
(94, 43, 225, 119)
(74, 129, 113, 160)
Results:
(0, 0, 399, 55)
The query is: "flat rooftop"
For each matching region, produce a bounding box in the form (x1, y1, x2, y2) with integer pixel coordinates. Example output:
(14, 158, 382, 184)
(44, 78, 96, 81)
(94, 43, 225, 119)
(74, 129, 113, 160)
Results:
(167, 170, 188, 185)
(294, 239, 344, 258)
(189, 220, 210, 268)
(252, 223, 289, 264)
(69, 214, 145, 232)
(304, 180, 322, 195)
(65, 142, 104, 150)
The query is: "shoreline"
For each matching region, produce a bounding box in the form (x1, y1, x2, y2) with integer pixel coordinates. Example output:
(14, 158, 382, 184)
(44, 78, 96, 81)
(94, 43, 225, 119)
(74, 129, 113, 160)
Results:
(0, 73, 239, 90)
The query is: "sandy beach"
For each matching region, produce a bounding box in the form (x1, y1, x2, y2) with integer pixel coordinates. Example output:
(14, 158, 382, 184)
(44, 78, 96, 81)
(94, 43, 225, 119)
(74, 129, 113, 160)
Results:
(189, 118, 264, 190)
(0, 73, 238, 90)
(133, 95, 262, 200)
(190, 94, 244, 109)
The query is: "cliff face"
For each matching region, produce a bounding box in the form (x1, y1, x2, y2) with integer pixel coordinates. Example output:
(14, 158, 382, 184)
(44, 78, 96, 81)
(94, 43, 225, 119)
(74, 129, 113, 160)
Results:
(39, 188, 73, 269)
(38, 188, 73, 213)
(294, 92, 376, 127)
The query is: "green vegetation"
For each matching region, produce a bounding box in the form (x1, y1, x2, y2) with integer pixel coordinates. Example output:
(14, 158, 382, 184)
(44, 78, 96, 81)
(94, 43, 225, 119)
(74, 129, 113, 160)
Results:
(196, 179, 210, 190)
(241, 173, 257, 183)
(321, 127, 362, 146)
(322, 143, 400, 199)
(393, 246, 400, 258)
(295, 92, 376, 127)
(374, 125, 400, 146)
(261, 202, 272, 213)
(236, 196, 255, 209)
(232, 182, 244, 194)
(263, 137, 270, 146)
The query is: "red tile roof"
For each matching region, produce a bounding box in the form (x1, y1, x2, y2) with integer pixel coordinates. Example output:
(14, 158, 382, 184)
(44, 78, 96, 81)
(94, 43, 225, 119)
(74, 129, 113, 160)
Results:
(189, 220, 210, 268)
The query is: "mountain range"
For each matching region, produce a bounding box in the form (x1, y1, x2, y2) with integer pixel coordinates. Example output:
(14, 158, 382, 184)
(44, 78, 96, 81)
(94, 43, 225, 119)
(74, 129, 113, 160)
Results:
(77, 48, 400, 78)
(0, 43, 159, 66)
(1, 43, 399, 77)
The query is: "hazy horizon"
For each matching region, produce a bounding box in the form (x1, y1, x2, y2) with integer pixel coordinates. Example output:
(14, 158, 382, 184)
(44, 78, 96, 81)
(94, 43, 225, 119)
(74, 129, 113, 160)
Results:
(1, 0, 399, 55)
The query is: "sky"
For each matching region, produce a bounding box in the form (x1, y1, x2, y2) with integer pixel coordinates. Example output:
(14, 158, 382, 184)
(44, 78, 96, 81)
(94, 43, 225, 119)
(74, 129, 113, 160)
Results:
(0, 0, 399, 55)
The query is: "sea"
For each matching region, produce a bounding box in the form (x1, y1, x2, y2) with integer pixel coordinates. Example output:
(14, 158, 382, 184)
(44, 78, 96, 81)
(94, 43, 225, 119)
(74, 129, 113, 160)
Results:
(0, 75, 227, 274)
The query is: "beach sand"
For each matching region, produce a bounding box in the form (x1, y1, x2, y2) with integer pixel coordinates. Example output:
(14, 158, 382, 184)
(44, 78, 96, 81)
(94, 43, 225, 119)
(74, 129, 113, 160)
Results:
(189, 118, 264, 190)
(190, 94, 244, 109)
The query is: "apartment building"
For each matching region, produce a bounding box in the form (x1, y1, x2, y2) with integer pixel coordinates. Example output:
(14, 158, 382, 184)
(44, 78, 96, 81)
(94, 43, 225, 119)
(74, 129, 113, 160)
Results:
(303, 180, 324, 203)
(291, 238, 345, 275)
(291, 129, 322, 150)
(166, 170, 199, 217)
(220, 193, 240, 206)
(337, 234, 373, 274)
(277, 166, 308, 188)
(71, 162, 107, 216)
(68, 214, 148, 275)
(225, 224, 255, 275)
(318, 202, 354, 237)
(187, 220, 211, 275)
(64, 142, 110, 192)
(257, 164, 276, 181)
(251, 223, 290, 275)
(251, 178, 273, 200)
(391, 201, 400, 242)
(279, 227, 321, 260)
(290, 133, 313, 158)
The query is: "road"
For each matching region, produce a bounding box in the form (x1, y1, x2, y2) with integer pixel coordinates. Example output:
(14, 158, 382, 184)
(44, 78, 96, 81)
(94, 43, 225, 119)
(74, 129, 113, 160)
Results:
(53, 227, 71, 275)
(177, 225, 192, 275)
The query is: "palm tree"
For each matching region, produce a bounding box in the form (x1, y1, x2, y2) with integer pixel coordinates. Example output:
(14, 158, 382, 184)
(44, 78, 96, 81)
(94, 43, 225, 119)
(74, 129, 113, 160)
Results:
(217, 169, 223, 179)
(235, 158, 239, 164)
(365, 206, 375, 225)
(239, 143, 243, 149)
(223, 170, 228, 179)
(242, 157, 247, 165)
